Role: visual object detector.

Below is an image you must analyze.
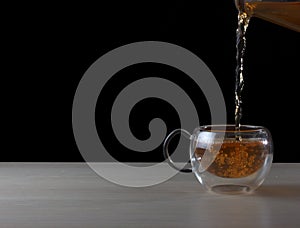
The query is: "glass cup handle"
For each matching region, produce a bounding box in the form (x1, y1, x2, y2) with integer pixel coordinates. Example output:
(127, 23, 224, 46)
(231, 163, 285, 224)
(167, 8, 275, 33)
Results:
(163, 129, 192, 173)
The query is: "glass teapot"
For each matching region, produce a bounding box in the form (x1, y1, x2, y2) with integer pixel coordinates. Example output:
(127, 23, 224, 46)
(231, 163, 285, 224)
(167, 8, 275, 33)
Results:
(235, 0, 300, 32)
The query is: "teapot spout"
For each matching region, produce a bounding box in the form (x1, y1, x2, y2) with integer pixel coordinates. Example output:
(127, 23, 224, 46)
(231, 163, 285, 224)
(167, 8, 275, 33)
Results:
(235, 0, 246, 11)
(234, 0, 300, 32)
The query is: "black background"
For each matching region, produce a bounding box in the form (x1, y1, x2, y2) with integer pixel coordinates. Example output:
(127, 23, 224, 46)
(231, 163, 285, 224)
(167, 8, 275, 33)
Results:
(4, 1, 300, 162)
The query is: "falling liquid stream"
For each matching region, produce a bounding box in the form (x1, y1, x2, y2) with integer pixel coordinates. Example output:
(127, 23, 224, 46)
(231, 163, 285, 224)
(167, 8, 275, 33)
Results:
(235, 11, 250, 133)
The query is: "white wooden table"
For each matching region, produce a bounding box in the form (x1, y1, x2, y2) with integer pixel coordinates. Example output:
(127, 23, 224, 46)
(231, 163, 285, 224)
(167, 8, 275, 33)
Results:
(0, 163, 299, 227)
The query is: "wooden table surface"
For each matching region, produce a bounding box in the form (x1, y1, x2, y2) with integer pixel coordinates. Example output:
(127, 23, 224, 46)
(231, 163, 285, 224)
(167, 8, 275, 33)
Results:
(0, 163, 299, 227)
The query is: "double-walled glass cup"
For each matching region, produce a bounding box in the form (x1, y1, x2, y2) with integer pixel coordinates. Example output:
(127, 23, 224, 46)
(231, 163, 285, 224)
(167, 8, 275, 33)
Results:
(163, 125, 273, 194)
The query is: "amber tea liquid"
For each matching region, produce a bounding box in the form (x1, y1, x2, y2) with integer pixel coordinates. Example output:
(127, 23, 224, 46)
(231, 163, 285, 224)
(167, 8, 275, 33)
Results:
(235, 11, 250, 130)
(195, 139, 268, 178)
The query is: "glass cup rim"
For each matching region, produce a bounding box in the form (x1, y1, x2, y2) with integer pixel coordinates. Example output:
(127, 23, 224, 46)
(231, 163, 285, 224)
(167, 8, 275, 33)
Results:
(199, 124, 266, 133)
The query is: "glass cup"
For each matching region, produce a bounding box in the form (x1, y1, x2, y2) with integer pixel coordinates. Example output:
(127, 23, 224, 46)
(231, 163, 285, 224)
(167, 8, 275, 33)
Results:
(163, 125, 273, 194)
